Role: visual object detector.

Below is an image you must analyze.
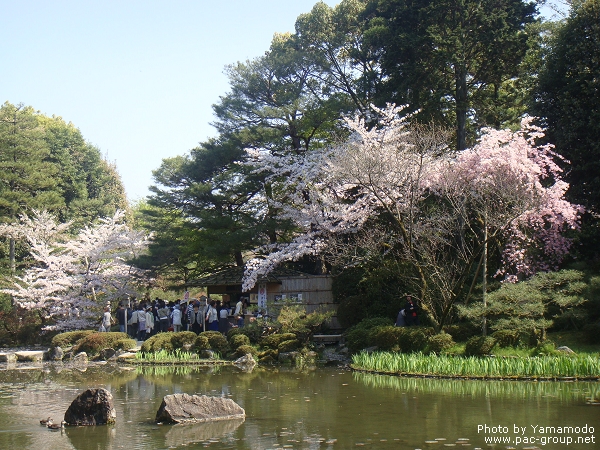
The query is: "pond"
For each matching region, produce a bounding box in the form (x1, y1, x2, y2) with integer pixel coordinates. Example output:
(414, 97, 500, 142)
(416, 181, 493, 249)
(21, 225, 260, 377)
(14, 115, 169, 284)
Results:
(0, 362, 598, 449)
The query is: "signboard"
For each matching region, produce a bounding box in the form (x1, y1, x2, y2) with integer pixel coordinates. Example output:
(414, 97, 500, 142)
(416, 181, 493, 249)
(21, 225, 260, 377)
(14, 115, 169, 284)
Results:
(258, 283, 267, 309)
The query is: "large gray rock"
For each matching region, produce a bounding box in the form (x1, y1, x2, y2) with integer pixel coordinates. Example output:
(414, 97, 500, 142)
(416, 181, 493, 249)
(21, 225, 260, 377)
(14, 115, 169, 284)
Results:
(155, 393, 245, 424)
(47, 346, 64, 361)
(15, 350, 44, 362)
(64, 388, 116, 425)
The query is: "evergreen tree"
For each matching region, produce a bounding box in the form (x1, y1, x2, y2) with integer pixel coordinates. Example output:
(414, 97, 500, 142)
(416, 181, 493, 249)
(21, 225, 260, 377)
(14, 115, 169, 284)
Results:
(535, 0, 600, 214)
(365, 0, 537, 149)
(0, 102, 63, 273)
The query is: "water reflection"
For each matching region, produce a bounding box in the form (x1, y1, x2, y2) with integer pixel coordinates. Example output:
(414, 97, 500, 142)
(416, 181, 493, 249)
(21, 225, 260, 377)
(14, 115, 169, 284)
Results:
(163, 418, 245, 447)
(0, 363, 598, 449)
(354, 371, 600, 402)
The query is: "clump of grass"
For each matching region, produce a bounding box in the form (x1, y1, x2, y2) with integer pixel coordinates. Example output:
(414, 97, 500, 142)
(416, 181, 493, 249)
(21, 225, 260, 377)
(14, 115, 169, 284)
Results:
(135, 348, 199, 363)
(352, 351, 600, 379)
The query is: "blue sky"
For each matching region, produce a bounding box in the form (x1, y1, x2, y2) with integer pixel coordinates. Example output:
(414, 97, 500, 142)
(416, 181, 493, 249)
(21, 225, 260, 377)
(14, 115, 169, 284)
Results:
(1, 1, 566, 201)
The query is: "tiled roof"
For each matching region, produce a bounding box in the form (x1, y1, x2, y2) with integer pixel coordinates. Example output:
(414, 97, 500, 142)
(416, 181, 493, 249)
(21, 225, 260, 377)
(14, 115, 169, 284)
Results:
(188, 266, 310, 286)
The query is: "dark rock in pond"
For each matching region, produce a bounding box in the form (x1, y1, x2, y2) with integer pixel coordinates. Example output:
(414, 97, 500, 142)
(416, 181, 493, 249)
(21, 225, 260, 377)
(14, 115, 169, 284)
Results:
(155, 393, 245, 424)
(199, 349, 215, 359)
(46, 346, 64, 361)
(64, 388, 116, 425)
(99, 348, 116, 360)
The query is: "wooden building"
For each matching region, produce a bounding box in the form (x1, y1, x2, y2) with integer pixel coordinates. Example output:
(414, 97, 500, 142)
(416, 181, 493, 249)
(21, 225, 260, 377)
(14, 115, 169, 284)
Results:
(188, 267, 340, 329)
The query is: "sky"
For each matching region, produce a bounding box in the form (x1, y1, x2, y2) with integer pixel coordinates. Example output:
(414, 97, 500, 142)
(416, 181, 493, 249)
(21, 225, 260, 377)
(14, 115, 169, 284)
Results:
(1, 1, 567, 202)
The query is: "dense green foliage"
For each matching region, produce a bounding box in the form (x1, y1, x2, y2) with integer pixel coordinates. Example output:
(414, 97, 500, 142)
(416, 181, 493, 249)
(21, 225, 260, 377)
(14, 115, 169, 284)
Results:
(139, 0, 600, 344)
(366, 0, 537, 149)
(4, 2, 600, 349)
(459, 269, 595, 344)
(0, 102, 128, 279)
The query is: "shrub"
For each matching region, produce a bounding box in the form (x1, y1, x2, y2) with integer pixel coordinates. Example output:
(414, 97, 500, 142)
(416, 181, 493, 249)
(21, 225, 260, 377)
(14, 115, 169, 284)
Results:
(227, 328, 243, 340)
(194, 335, 210, 351)
(170, 331, 198, 349)
(397, 327, 435, 353)
(260, 333, 297, 350)
(235, 321, 262, 344)
(258, 349, 278, 361)
(234, 344, 258, 358)
(443, 323, 480, 342)
(276, 304, 334, 342)
(278, 339, 301, 353)
(230, 334, 251, 350)
(530, 341, 560, 356)
(372, 326, 403, 351)
(491, 329, 519, 348)
(72, 332, 136, 355)
(51, 330, 95, 348)
(140, 333, 174, 353)
(464, 336, 497, 356)
(344, 317, 393, 353)
(199, 331, 229, 354)
(426, 332, 455, 354)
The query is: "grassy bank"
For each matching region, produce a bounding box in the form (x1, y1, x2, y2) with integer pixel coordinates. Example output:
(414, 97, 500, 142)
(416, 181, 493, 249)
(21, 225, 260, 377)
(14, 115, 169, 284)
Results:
(351, 351, 600, 380)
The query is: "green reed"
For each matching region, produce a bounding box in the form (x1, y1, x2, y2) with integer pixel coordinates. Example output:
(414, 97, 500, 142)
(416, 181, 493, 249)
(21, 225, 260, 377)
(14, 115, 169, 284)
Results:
(351, 351, 600, 379)
(135, 348, 200, 363)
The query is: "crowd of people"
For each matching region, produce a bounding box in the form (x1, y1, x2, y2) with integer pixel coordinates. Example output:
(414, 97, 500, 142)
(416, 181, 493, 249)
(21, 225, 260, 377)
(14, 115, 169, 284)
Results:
(106, 296, 249, 341)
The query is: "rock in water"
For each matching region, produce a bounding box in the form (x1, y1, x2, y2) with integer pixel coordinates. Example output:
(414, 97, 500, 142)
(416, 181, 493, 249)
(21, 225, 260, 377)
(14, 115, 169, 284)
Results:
(64, 388, 116, 425)
(155, 393, 245, 424)
(47, 346, 64, 361)
(233, 353, 257, 372)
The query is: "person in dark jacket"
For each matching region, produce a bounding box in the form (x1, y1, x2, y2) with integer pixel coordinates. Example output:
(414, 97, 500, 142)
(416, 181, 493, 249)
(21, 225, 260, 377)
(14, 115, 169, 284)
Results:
(404, 295, 419, 326)
(189, 303, 203, 334)
(116, 302, 126, 333)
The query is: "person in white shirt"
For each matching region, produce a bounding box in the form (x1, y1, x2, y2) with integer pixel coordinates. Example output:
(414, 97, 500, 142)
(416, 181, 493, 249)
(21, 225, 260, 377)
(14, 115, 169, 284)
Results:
(171, 305, 182, 332)
(206, 300, 219, 331)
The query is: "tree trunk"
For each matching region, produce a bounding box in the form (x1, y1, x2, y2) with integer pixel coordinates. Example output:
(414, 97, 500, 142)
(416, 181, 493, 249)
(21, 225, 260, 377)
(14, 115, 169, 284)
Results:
(455, 65, 468, 151)
(9, 237, 15, 275)
(234, 251, 244, 267)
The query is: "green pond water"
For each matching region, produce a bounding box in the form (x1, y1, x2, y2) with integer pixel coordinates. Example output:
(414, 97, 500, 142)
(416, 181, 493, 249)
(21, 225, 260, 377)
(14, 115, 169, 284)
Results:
(0, 362, 598, 449)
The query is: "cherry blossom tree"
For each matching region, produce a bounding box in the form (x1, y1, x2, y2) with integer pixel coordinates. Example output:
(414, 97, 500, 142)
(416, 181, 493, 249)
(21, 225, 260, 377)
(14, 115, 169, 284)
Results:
(1, 210, 150, 330)
(242, 104, 582, 330)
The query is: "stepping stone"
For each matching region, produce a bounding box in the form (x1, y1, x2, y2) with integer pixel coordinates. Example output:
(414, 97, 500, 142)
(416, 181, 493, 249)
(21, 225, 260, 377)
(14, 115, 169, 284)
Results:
(0, 353, 16, 363)
(117, 352, 137, 361)
(14, 351, 44, 362)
